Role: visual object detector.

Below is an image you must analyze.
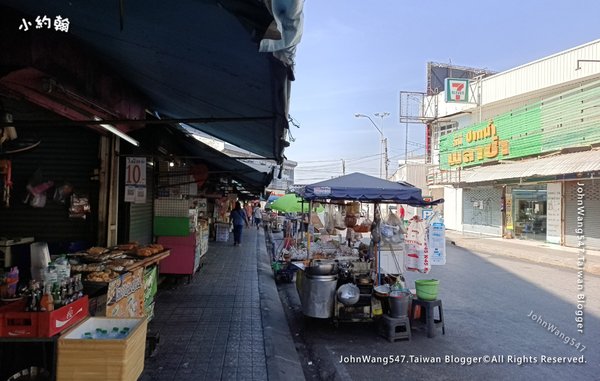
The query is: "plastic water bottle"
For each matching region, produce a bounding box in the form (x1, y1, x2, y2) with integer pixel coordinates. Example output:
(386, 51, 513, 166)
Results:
(94, 328, 109, 339)
(109, 327, 120, 339)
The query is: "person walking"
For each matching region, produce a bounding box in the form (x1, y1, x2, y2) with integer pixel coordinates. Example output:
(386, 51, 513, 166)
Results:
(230, 201, 249, 246)
(253, 203, 262, 230)
(245, 202, 253, 225)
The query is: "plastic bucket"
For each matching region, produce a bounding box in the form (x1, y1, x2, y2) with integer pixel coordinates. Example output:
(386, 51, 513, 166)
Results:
(388, 291, 411, 317)
(415, 279, 439, 301)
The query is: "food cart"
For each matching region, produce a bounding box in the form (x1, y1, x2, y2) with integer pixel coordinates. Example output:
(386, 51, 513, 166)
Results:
(295, 172, 443, 325)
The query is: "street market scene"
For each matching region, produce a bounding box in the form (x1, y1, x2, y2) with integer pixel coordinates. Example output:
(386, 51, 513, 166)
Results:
(0, 1, 599, 381)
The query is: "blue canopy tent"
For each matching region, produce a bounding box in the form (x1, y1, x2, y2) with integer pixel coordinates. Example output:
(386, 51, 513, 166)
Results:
(299, 172, 443, 206)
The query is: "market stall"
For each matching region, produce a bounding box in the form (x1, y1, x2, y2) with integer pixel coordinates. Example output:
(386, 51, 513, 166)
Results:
(0, 240, 167, 380)
(293, 172, 443, 327)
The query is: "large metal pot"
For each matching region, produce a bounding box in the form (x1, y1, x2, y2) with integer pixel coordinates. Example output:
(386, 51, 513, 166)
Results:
(306, 260, 338, 275)
(300, 273, 338, 318)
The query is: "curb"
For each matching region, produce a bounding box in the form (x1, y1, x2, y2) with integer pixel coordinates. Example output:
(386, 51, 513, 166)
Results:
(256, 228, 306, 381)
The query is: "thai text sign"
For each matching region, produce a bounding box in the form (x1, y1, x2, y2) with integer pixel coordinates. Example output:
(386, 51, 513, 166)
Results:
(125, 157, 147, 203)
(106, 268, 145, 318)
(439, 105, 542, 169)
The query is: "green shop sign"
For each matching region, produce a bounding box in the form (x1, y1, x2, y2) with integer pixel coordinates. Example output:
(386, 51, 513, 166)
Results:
(439, 105, 542, 169)
(439, 79, 600, 170)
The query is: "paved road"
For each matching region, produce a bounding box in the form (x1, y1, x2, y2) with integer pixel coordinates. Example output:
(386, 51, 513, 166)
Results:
(279, 244, 600, 381)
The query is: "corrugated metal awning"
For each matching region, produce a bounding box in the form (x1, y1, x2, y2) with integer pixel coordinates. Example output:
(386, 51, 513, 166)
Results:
(129, 125, 273, 196)
(459, 149, 600, 183)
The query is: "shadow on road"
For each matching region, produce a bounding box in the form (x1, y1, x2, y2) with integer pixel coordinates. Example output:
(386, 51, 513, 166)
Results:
(277, 244, 600, 381)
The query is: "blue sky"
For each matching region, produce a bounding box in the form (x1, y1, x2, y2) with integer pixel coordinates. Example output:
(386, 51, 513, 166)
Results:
(287, 1, 600, 183)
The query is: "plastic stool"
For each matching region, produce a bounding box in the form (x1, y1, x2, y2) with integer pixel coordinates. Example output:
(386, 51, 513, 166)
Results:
(410, 298, 445, 338)
(378, 314, 411, 342)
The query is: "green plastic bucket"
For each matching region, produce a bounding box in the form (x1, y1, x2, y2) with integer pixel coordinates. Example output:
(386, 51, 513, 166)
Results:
(415, 279, 439, 301)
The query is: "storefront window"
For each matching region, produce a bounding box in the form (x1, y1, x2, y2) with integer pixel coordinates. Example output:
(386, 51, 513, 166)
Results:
(512, 186, 547, 241)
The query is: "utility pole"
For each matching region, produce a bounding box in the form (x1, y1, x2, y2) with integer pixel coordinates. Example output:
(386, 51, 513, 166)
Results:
(341, 159, 346, 175)
(383, 138, 389, 179)
(356, 112, 390, 179)
(374, 112, 390, 179)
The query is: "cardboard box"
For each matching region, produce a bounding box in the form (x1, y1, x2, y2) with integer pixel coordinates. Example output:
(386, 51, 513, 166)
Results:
(143, 265, 158, 304)
(88, 294, 107, 317)
(215, 223, 230, 242)
(106, 268, 145, 318)
(57, 317, 147, 381)
(144, 300, 155, 321)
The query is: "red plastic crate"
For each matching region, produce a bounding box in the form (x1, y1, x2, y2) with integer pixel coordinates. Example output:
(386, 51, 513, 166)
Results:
(0, 299, 37, 337)
(0, 296, 88, 338)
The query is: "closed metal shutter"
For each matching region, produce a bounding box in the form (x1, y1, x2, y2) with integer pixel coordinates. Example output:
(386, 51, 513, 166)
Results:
(565, 180, 600, 250)
(462, 186, 503, 236)
(128, 163, 154, 245)
(0, 126, 100, 248)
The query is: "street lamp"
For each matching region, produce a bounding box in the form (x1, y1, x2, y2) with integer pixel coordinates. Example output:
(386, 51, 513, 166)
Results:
(355, 112, 390, 179)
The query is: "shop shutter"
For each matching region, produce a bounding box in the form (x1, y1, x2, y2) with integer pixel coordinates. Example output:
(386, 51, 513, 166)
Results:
(128, 164, 154, 245)
(564, 180, 600, 250)
(462, 187, 502, 236)
(0, 126, 100, 249)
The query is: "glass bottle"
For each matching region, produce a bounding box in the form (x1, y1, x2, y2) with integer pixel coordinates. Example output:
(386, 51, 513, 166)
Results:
(60, 280, 67, 306)
(52, 282, 62, 308)
(67, 277, 74, 303)
(40, 284, 54, 312)
(75, 274, 83, 295)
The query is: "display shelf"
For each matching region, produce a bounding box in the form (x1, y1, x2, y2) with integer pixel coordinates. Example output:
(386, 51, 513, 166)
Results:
(125, 250, 171, 272)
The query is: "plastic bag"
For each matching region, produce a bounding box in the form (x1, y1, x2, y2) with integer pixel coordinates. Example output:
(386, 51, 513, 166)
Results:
(382, 211, 405, 244)
(385, 211, 402, 227)
(381, 224, 393, 238)
(429, 213, 446, 265)
(53, 183, 74, 204)
(69, 194, 91, 219)
(333, 210, 345, 230)
(404, 217, 430, 273)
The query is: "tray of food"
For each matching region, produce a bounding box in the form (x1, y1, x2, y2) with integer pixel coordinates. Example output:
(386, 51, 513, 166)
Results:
(131, 244, 165, 258)
(85, 270, 121, 282)
(71, 263, 105, 272)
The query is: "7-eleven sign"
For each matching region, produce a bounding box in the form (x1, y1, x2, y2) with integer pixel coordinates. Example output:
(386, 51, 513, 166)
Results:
(445, 78, 470, 103)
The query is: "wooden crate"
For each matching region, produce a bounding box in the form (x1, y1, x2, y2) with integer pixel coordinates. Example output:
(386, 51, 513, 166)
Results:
(57, 317, 147, 381)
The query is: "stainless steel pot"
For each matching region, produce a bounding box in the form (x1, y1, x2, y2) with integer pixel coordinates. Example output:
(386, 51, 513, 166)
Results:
(336, 283, 360, 306)
(301, 273, 338, 318)
(306, 260, 338, 275)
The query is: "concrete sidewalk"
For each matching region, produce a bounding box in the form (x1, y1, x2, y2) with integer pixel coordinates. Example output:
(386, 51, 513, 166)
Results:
(445, 230, 600, 275)
(139, 226, 304, 381)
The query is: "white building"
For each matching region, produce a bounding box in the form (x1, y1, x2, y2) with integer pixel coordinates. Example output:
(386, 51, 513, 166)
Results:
(424, 39, 600, 249)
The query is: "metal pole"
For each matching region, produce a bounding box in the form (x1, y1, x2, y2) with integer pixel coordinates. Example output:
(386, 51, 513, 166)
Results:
(384, 138, 389, 180)
(379, 134, 383, 178)
(405, 119, 409, 165)
(356, 113, 389, 179)
(375, 112, 390, 179)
